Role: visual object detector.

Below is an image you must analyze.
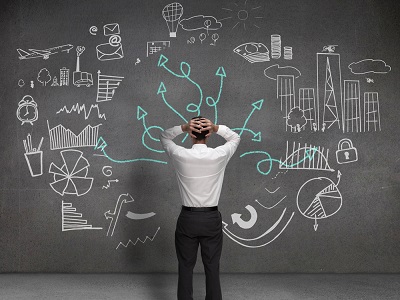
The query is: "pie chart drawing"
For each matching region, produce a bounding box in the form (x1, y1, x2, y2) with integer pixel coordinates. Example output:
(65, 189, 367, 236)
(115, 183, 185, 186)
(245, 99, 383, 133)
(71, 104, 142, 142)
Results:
(296, 176, 342, 220)
(49, 149, 94, 196)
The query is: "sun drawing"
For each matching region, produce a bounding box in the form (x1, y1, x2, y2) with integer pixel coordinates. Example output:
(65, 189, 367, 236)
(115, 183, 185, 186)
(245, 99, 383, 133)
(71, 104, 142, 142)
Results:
(220, 0, 264, 30)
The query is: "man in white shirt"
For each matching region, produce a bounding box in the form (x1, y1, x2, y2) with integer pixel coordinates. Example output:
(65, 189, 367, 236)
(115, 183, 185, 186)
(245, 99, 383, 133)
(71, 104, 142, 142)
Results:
(160, 117, 240, 300)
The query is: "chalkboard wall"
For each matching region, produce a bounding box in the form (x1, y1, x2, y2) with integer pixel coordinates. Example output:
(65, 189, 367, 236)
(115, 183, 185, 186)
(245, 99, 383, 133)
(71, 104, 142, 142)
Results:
(1, 0, 399, 272)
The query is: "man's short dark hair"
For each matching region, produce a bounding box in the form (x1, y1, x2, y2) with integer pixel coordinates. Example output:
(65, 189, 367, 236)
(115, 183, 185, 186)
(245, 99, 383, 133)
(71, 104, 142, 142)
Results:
(191, 116, 209, 140)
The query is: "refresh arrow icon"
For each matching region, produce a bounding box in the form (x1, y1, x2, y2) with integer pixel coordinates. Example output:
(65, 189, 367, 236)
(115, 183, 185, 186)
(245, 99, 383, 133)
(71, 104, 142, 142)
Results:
(231, 205, 258, 229)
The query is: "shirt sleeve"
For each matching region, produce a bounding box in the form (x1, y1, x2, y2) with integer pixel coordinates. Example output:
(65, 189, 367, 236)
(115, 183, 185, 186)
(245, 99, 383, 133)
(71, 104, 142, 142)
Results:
(215, 125, 241, 160)
(160, 126, 185, 157)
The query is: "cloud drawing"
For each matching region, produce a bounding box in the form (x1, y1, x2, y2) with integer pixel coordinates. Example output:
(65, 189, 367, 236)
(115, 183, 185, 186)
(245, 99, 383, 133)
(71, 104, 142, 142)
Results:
(264, 64, 301, 81)
(348, 59, 391, 74)
(179, 15, 222, 31)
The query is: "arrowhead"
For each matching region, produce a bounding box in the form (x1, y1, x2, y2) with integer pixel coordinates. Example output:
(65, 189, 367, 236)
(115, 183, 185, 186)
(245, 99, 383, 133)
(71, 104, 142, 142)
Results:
(252, 132, 262, 142)
(252, 99, 264, 110)
(231, 213, 241, 224)
(137, 106, 147, 120)
(115, 179, 119, 182)
(94, 136, 107, 151)
(314, 224, 318, 231)
(337, 170, 342, 177)
(104, 210, 111, 218)
(157, 82, 167, 94)
(215, 66, 226, 77)
(158, 54, 168, 67)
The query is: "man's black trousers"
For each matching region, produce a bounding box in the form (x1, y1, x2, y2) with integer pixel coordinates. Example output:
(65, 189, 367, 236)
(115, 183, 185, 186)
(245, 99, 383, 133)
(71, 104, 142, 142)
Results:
(175, 208, 223, 300)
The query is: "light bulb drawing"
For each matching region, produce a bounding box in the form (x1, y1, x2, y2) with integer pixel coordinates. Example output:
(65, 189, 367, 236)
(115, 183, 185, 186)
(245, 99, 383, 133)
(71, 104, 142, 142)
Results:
(199, 33, 206, 44)
(162, 2, 184, 37)
(211, 33, 219, 46)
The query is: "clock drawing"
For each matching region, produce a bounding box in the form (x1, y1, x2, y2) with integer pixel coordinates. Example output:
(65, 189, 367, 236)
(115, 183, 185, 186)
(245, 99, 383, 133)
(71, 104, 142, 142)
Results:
(17, 95, 38, 125)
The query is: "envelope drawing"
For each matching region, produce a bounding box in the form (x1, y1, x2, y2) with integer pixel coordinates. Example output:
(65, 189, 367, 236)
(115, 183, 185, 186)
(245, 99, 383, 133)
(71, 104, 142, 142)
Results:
(96, 42, 124, 61)
(103, 23, 120, 36)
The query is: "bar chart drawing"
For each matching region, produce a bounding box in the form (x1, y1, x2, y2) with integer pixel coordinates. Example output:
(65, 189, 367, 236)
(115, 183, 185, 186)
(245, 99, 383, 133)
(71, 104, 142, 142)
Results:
(363, 92, 381, 132)
(147, 41, 170, 57)
(280, 141, 334, 172)
(62, 201, 102, 232)
(47, 120, 101, 150)
(96, 70, 124, 102)
(343, 80, 362, 133)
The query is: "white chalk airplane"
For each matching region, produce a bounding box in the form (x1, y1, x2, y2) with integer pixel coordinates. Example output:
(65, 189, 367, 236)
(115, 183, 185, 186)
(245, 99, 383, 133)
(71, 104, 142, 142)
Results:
(17, 44, 74, 60)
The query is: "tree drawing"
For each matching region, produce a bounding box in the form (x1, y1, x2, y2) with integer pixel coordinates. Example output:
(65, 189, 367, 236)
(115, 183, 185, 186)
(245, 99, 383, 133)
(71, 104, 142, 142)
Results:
(37, 68, 51, 86)
(287, 107, 307, 133)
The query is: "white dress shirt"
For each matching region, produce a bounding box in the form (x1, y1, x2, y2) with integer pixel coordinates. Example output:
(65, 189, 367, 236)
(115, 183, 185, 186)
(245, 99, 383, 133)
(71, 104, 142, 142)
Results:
(160, 125, 240, 207)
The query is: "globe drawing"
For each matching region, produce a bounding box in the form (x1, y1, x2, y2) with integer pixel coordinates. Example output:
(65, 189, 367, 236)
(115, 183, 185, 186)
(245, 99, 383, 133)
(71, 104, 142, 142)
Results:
(296, 176, 342, 220)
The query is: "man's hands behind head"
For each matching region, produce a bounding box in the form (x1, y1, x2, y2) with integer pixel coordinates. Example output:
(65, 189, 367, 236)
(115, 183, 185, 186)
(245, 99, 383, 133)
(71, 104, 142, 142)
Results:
(182, 118, 218, 138)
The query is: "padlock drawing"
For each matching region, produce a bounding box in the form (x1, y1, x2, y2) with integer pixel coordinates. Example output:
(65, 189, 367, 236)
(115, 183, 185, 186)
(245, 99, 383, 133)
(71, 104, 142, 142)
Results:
(336, 138, 358, 164)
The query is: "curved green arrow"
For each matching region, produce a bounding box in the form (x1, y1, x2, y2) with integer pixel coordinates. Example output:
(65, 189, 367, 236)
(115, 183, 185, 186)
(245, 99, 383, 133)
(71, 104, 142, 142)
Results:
(137, 106, 165, 153)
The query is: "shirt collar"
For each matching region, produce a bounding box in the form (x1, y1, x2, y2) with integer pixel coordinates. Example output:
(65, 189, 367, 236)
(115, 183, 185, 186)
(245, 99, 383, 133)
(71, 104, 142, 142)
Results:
(192, 144, 207, 149)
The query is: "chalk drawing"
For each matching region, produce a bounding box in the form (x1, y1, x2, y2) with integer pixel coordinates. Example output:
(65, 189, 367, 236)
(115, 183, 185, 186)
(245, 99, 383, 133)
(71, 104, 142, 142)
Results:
(283, 46, 293, 60)
(233, 42, 270, 63)
(73, 46, 93, 87)
(30, 81, 34, 88)
(179, 15, 222, 33)
(317, 52, 342, 131)
(366, 78, 374, 84)
(17, 44, 73, 60)
(210, 33, 219, 46)
(89, 26, 98, 35)
(265, 187, 280, 194)
(223, 208, 294, 248)
(348, 59, 391, 74)
(162, 2, 184, 37)
(47, 121, 101, 150)
(297, 171, 342, 231)
(17, 95, 38, 125)
(96, 71, 124, 102)
(336, 138, 358, 164)
(265, 65, 301, 81)
(280, 141, 333, 172)
(37, 68, 51, 86)
(286, 107, 307, 133)
(147, 41, 170, 57)
(137, 106, 165, 153)
(49, 150, 94, 197)
(241, 146, 317, 175)
(342, 80, 362, 133)
(94, 137, 167, 165)
(255, 195, 287, 210)
(105, 193, 134, 237)
(18, 79, 25, 87)
(187, 37, 195, 44)
(135, 58, 141, 65)
(220, 1, 264, 30)
(199, 33, 206, 44)
(102, 179, 119, 189)
(23, 134, 44, 177)
(62, 201, 102, 231)
(298, 88, 317, 131)
(102, 166, 113, 177)
(50, 76, 59, 86)
(322, 45, 338, 53)
(116, 227, 160, 249)
(231, 99, 263, 142)
(271, 34, 281, 59)
(96, 23, 124, 61)
(231, 205, 257, 229)
(56, 103, 106, 120)
(126, 211, 156, 220)
(59, 67, 70, 86)
(363, 92, 381, 132)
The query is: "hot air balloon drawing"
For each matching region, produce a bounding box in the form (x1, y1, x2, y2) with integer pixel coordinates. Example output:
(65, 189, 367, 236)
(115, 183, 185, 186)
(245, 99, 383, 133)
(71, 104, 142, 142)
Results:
(162, 2, 184, 37)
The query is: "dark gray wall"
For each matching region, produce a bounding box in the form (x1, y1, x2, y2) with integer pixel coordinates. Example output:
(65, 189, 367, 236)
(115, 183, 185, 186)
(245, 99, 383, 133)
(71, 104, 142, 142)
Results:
(1, 0, 399, 272)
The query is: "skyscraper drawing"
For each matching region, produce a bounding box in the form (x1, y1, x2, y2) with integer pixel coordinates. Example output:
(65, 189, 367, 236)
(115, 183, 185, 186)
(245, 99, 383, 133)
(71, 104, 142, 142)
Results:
(277, 75, 295, 131)
(316, 53, 342, 131)
(60, 67, 69, 86)
(343, 80, 362, 133)
(298, 88, 317, 131)
(363, 92, 381, 132)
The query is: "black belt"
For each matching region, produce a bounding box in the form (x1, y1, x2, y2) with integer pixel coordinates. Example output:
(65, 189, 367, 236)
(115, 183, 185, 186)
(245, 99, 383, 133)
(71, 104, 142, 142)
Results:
(182, 205, 218, 212)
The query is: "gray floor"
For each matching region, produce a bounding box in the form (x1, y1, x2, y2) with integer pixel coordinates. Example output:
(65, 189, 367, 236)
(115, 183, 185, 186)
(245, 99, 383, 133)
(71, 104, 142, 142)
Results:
(0, 273, 399, 300)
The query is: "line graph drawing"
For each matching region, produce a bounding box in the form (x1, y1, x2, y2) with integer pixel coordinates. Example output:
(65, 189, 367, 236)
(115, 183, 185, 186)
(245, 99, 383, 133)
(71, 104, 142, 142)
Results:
(364, 92, 381, 132)
(222, 208, 294, 248)
(231, 99, 263, 142)
(279, 141, 334, 172)
(147, 41, 170, 57)
(105, 193, 135, 237)
(49, 150, 94, 197)
(62, 201, 102, 232)
(56, 103, 106, 120)
(233, 42, 270, 63)
(102, 179, 119, 189)
(96, 71, 124, 102)
(342, 80, 362, 133)
(220, 1, 264, 30)
(47, 120, 101, 150)
(162, 2, 184, 37)
(116, 227, 160, 249)
(297, 171, 342, 231)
